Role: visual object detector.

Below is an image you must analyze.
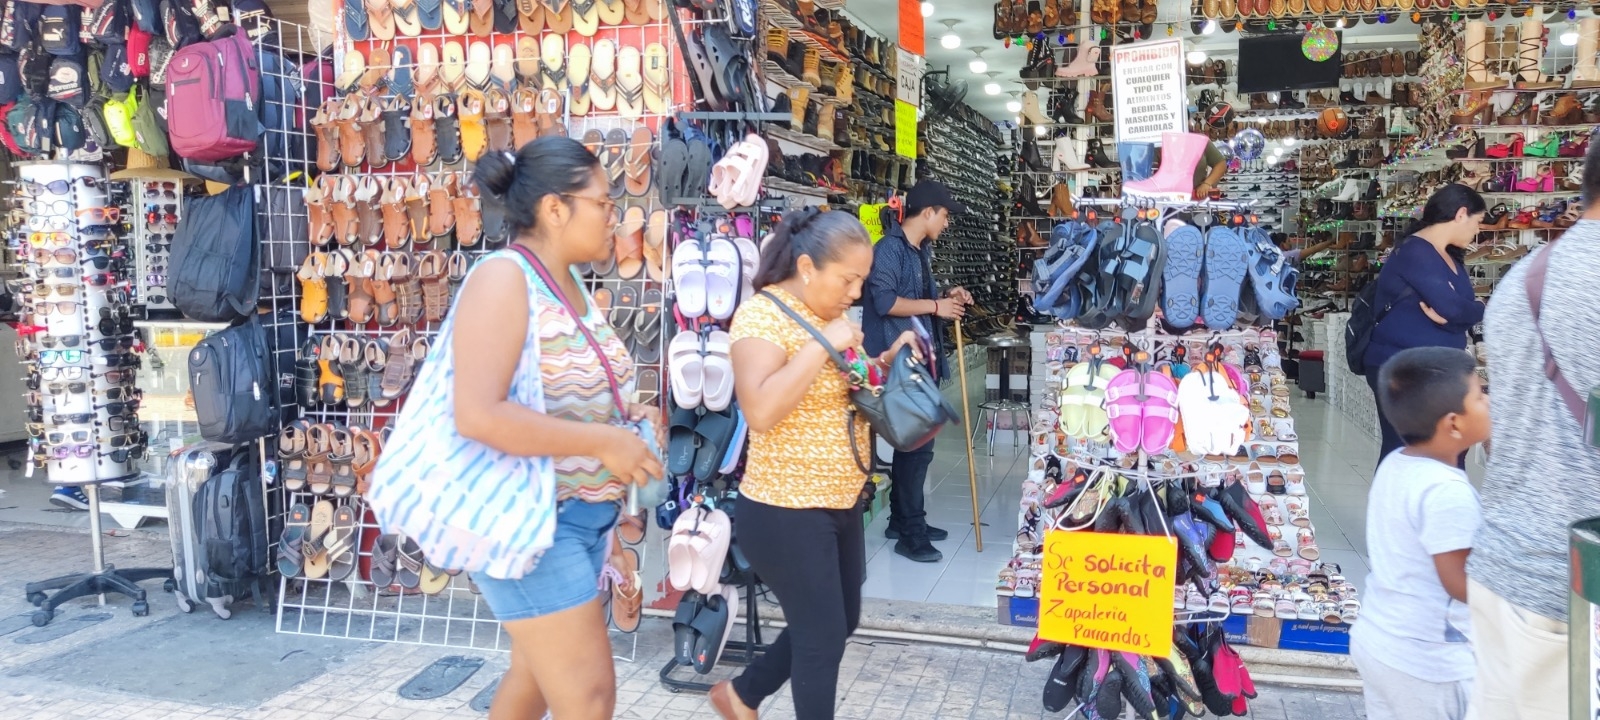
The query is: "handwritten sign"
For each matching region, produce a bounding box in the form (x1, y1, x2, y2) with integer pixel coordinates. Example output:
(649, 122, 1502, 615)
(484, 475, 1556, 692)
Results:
(898, 0, 924, 55)
(894, 100, 917, 159)
(1109, 38, 1188, 145)
(1038, 530, 1176, 656)
(859, 203, 887, 242)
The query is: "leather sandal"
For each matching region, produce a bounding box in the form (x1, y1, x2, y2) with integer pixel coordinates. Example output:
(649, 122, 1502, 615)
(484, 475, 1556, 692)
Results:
(372, 253, 401, 327)
(410, 92, 438, 166)
(329, 175, 359, 247)
(298, 253, 330, 323)
(336, 96, 367, 170)
(360, 95, 387, 168)
(346, 250, 378, 324)
(318, 336, 347, 406)
(365, 340, 390, 407)
(325, 249, 351, 321)
(353, 176, 384, 247)
(340, 335, 369, 409)
(352, 426, 382, 495)
(511, 86, 538, 149)
(536, 87, 565, 137)
(453, 178, 483, 246)
(458, 89, 488, 163)
(392, 253, 425, 326)
(329, 426, 358, 498)
(447, 251, 470, 296)
(311, 97, 342, 171)
(279, 419, 313, 491)
(307, 175, 336, 248)
(381, 96, 412, 165)
(434, 93, 463, 165)
(295, 338, 320, 408)
(429, 172, 458, 240)
(306, 423, 335, 494)
(380, 328, 415, 401)
(484, 86, 513, 154)
(418, 251, 451, 322)
(407, 174, 432, 248)
(381, 176, 412, 250)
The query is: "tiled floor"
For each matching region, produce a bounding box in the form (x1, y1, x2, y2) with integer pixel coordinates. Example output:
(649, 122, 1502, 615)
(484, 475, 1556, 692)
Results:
(858, 384, 1436, 608)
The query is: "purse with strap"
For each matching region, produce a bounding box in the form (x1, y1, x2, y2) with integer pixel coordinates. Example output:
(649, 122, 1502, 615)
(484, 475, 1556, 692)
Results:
(508, 244, 667, 508)
(1525, 240, 1595, 438)
(759, 290, 959, 474)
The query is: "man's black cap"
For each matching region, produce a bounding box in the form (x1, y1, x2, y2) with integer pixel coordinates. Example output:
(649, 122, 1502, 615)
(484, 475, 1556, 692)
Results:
(905, 180, 966, 215)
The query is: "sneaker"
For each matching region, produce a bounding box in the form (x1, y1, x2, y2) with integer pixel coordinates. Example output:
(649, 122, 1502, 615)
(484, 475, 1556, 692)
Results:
(884, 525, 950, 542)
(894, 536, 943, 563)
(49, 486, 89, 511)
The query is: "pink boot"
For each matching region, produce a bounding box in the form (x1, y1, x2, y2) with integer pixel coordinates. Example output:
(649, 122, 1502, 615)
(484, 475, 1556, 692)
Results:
(1055, 44, 1101, 78)
(1124, 132, 1212, 200)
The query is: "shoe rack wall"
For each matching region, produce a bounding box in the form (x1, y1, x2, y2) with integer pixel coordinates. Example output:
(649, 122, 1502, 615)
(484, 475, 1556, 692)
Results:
(262, 8, 686, 650)
(923, 104, 1014, 343)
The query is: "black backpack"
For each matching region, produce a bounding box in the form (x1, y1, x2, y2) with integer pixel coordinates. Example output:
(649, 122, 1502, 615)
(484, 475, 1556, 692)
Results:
(188, 317, 276, 444)
(194, 449, 270, 610)
(169, 185, 259, 322)
(1344, 280, 1412, 375)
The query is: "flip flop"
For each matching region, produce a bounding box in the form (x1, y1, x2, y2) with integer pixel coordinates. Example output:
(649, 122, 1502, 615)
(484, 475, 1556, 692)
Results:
(415, 41, 440, 95)
(543, 0, 573, 33)
(656, 121, 691, 203)
(701, 330, 735, 412)
(325, 504, 359, 581)
(515, 36, 540, 82)
(642, 42, 669, 115)
(609, 546, 643, 632)
(393, 0, 423, 35)
(344, 0, 372, 40)
(643, 209, 668, 281)
(598, 0, 624, 23)
(1202, 225, 1249, 331)
(603, 127, 628, 199)
(277, 503, 311, 578)
(465, 40, 492, 89)
(568, 41, 593, 116)
(368, 0, 397, 39)
(1161, 224, 1204, 329)
(573, 0, 600, 35)
(669, 332, 704, 408)
(589, 38, 618, 112)
(302, 499, 336, 579)
(441, 39, 466, 90)
(617, 206, 647, 278)
(617, 45, 644, 119)
(469, 0, 494, 35)
(609, 282, 638, 340)
(442, 0, 470, 34)
(516, 0, 543, 32)
(416, 0, 443, 28)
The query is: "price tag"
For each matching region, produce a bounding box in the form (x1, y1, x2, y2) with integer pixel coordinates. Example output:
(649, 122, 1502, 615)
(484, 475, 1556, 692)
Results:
(1038, 530, 1177, 656)
(894, 100, 918, 159)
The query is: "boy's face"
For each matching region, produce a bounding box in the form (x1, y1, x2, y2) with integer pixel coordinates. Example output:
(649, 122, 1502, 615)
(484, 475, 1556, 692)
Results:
(1445, 378, 1491, 446)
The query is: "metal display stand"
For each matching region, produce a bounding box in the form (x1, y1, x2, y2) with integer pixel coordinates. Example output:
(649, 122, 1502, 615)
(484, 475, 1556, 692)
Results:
(24, 484, 172, 626)
(658, 584, 769, 693)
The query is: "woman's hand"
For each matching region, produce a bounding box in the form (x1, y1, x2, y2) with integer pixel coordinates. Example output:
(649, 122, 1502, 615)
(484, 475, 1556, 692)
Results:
(596, 425, 664, 487)
(880, 330, 924, 364)
(628, 402, 666, 448)
(1420, 301, 1448, 325)
(822, 317, 864, 351)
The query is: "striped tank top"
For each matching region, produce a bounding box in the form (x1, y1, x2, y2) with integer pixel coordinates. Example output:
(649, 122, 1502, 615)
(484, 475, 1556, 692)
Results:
(534, 271, 635, 502)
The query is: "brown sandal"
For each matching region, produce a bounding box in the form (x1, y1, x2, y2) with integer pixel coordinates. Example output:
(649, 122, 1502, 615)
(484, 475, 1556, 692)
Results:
(353, 176, 383, 248)
(351, 426, 382, 495)
(311, 97, 342, 172)
(328, 426, 358, 498)
(407, 174, 432, 249)
(305, 422, 336, 495)
(391, 252, 424, 326)
(335, 96, 367, 170)
(535, 87, 565, 137)
(484, 86, 514, 154)
(372, 253, 400, 327)
(381, 176, 412, 250)
(453, 177, 483, 247)
(379, 327, 415, 401)
(418, 251, 451, 323)
(346, 250, 378, 324)
(428, 172, 457, 241)
(329, 176, 359, 248)
(360, 95, 387, 168)
(410, 92, 438, 167)
(307, 175, 336, 248)
(511, 86, 539, 150)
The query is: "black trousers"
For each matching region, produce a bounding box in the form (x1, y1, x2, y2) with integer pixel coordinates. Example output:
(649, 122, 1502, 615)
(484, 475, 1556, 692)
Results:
(731, 496, 864, 719)
(888, 437, 935, 538)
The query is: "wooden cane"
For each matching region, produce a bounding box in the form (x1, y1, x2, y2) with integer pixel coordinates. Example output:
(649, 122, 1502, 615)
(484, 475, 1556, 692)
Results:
(954, 319, 983, 551)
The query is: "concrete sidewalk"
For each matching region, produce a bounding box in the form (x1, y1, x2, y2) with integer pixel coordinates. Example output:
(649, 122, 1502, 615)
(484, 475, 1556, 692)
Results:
(0, 524, 1364, 719)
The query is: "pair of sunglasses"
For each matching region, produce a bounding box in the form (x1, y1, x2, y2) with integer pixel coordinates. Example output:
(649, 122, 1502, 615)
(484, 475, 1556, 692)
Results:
(45, 443, 95, 459)
(32, 283, 79, 298)
(34, 301, 80, 315)
(46, 380, 89, 395)
(94, 369, 137, 384)
(47, 430, 90, 444)
(38, 334, 81, 349)
(28, 231, 71, 247)
(38, 367, 85, 381)
(100, 415, 141, 433)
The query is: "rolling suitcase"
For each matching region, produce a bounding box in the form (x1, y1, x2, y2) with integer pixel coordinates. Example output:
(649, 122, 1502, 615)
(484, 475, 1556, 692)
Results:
(165, 441, 244, 618)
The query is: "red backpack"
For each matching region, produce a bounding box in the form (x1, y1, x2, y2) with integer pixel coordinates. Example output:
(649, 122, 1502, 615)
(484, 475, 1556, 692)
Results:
(164, 27, 261, 162)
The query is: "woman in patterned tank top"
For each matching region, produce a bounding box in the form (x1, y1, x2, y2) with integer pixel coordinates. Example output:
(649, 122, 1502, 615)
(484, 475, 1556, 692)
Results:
(448, 138, 662, 719)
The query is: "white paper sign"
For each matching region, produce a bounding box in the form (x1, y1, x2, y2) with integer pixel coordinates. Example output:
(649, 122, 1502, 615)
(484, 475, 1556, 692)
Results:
(896, 48, 924, 107)
(1109, 38, 1188, 144)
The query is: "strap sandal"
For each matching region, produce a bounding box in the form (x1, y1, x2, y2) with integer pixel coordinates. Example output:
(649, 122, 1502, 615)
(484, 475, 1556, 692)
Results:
(491, 41, 516, 87)
(511, 86, 538, 149)
(572, 0, 600, 35)
(365, 339, 390, 407)
(453, 177, 483, 247)
(434, 93, 463, 165)
(458, 89, 488, 163)
(643, 209, 667, 280)
(327, 427, 358, 499)
(310, 97, 342, 171)
(347, 250, 378, 324)
(381, 177, 412, 250)
(416, 41, 441, 95)
(301, 500, 337, 578)
(351, 426, 381, 494)
(306, 425, 336, 495)
(381, 96, 412, 165)
(395, 537, 425, 589)
(515, 36, 541, 82)
(465, 39, 492, 89)
(412, 336, 432, 373)
(325, 249, 351, 321)
(642, 42, 669, 115)
(335, 95, 367, 169)
(589, 39, 618, 112)
(407, 174, 432, 248)
(617, 45, 645, 119)
(329, 175, 359, 247)
(632, 287, 663, 364)
(306, 175, 336, 248)
(295, 337, 320, 409)
(540, 34, 569, 96)
(381, 327, 416, 401)
(536, 87, 566, 137)
(326, 505, 360, 580)
(392, 253, 425, 326)
(278, 419, 313, 491)
(603, 127, 628, 199)
(598, 0, 624, 23)
(428, 172, 458, 240)
(469, 0, 494, 35)
(409, 92, 438, 167)
(543, 0, 573, 34)
(482, 188, 508, 246)
(623, 127, 654, 198)
(372, 253, 401, 327)
(278, 503, 311, 578)
(616, 206, 646, 279)
(362, 46, 391, 93)
(484, 86, 513, 154)
(418, 251, 451, 322)
(447, 251, 470, 296)
(393, 0, 422, 38)
(353, 176, 384, 247)
(369, 534, 401, 587)
(568, 42, 593, 116)
(340, 335, 370, 409)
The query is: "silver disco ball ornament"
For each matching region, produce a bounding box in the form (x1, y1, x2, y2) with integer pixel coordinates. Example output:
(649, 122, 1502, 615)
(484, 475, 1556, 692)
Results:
(1232, 128, 1266, 161)
(1211, 140, 1234, 161)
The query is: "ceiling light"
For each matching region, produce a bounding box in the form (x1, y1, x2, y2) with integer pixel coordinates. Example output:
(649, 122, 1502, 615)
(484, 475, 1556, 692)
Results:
(1006, 100, 1022, 113)
(921, 1, 935, 16)
(1283, 137, 1296, 147)
(1562, 28, 1580, 46)
(1202, 19, 1218, 34)
(1187, 50, 1207, 65)
(940, 20, 960, 49)
(969, 47, 988, 74)
(984, 71, 1001, 95)
(1266, 155, 1279, 165)
(1272, 146, 1283, 156)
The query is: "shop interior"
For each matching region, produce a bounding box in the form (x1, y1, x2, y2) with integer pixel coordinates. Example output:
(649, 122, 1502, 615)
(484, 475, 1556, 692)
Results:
(0, 0, 1544, 706)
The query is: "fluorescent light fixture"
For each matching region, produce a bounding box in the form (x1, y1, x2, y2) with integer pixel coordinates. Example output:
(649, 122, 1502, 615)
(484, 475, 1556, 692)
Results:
(969, 48, 988, 74)
(1187, 50, 1207, 65)
(1006, 100, 1022, 113)
(921, 1, 935, 17)
(939, 20, 960, 49)
(1266, 155, 1279, 164)
(984, 82, 1002, 94)
(1283, 137, 1296, 146)
(1272, 146, 1283, 156)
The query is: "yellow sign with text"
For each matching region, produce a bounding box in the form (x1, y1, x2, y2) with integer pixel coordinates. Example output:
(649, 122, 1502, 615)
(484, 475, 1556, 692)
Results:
(894, 100, 917, 159)
(859, 203, 887, 242)
(1038, 530, 1176, 656)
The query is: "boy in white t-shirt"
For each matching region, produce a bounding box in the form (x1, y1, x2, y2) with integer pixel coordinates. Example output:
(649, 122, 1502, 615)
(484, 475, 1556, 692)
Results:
(1351, 347, 1487, 720)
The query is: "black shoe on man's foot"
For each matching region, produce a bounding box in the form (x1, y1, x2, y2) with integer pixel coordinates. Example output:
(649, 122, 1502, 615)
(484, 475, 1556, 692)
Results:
(885, 525, 949, 541)
(894, 536, 943, 563)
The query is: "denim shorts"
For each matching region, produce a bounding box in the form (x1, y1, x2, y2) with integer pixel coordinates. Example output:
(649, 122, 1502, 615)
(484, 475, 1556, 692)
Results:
(473, 499, 619, 622)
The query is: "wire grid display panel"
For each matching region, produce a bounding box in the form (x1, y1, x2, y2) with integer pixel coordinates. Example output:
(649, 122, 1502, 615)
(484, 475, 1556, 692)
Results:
(256, 11, 693, 647)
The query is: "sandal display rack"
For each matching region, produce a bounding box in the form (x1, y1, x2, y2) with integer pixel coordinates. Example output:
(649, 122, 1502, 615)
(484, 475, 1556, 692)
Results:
(254, 8, 685, 652)
(12, 161, 170, 626)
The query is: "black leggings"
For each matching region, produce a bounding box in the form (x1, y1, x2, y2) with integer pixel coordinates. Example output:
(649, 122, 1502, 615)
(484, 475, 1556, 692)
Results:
(731, 495, 864, 719)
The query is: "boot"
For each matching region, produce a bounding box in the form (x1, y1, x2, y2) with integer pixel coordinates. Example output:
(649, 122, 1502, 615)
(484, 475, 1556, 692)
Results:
(1086, 86, 1113, 123)
(1049, 182, 1074, 218)
(1333, 178, 1362, 201)
(1515, 17, 1560, 90)
(1278, 91, 1305, 109)
(1023, 132, 1048, 171)
(1087, 138, 1117, 168)
(1339, 82, 1363, 105)
(1055, 134, 1090, 171)
(1022, 89, 1051, 125)
(1575, 18, 1600, 88)
(1053, 87, 1084, 124)
(1365, 80, 1389, 105)
(1056, 43, 1102, 78)
(1463, 20, 1500, 89)
(1124, 132, 1210, 198)
(1119, 140, 1155, 181)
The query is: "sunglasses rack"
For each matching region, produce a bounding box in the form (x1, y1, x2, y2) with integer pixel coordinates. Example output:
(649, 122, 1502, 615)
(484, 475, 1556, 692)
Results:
(12, 161, 165, 627)
(132, 180, 184, 313)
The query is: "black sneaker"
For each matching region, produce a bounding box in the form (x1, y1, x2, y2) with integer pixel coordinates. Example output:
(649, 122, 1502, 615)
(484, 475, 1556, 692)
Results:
(885, 525, 950, 541)
(894, 536, 943, 563)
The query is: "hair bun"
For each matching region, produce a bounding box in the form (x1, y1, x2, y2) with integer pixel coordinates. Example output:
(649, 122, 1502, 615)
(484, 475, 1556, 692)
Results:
(472, 151, 518, 198)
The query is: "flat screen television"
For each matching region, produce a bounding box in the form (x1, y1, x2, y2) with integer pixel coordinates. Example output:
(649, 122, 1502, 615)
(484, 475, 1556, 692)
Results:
(1236, 33, 1343, 93)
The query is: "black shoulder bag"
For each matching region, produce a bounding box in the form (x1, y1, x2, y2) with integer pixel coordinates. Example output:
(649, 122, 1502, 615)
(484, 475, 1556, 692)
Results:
(759, 290, 960, 474)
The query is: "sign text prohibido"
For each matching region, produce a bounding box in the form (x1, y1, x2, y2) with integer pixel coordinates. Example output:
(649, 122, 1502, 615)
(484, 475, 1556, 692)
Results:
(1109, 38, 1188, 146)
(1038, 530, 1177, 656)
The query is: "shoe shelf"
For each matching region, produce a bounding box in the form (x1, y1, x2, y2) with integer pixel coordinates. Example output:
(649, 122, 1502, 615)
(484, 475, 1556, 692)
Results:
(760, 59, 815, 92)
(763, 177, 833, 199)
(1460, 123, 1600, 132)
(767, 124, 841, 153)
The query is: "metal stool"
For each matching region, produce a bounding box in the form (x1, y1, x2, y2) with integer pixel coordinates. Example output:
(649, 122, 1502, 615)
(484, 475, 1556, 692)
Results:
(971, 334, 1031, 456)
